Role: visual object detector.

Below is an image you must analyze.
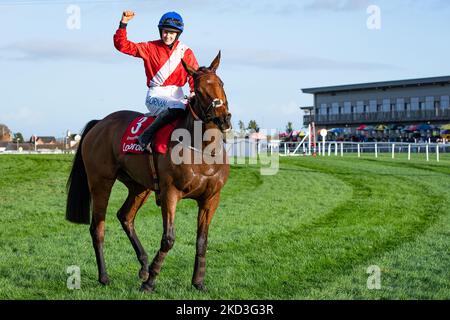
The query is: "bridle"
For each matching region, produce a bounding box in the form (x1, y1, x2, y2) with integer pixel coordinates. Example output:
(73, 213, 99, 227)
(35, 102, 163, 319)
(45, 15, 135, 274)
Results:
(186, 73, 229, 125)
(187, 97, 224, 123)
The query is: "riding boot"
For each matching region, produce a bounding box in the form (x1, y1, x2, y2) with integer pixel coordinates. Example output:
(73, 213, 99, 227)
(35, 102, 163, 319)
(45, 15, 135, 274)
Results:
(138, 108, 185, 152)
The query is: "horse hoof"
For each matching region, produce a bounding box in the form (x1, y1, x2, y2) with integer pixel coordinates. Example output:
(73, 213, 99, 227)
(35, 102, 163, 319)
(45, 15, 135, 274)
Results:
(140, 282, 155, 293)
(139, 269, 149, 281)
(99, 275, 110, 285)
(193, 283, 207, 291)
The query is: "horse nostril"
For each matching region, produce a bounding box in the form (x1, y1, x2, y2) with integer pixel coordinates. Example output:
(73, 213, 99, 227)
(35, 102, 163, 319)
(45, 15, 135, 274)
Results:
(225, 114, 232, 127)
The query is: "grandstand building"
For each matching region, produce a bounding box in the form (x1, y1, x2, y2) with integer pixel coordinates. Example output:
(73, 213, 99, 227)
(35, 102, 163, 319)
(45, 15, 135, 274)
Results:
(300, 75, 450, 142)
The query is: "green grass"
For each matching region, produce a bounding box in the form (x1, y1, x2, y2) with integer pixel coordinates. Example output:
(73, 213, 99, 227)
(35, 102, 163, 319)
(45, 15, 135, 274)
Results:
(0, 153, 449, 299)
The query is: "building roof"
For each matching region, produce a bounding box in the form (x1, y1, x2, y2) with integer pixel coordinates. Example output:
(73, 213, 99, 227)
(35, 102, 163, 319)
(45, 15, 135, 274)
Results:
(33, 136, 57, 143)
(302, 75, 450, 94)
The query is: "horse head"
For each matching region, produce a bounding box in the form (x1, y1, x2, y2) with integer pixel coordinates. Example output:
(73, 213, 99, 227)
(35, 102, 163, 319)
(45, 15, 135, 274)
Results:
(182, 51, 232, 133)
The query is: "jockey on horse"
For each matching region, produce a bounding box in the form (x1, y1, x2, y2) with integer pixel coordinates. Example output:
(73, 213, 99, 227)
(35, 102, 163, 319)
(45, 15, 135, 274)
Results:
(113, 10, 199, 152)
(66, 10, 231, 291)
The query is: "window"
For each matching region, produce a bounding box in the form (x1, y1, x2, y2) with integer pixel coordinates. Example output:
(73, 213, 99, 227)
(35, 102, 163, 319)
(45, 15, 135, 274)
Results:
(356, 101, 364, 114)
(441, 96, 449, 109)
(369, 100, 377, 113)
(319, 103, 327, 115)
(411, 97, 419, 111)
(382, 99, 391, 112)
(425, 96, 434, 110)
(344, 102, 352, 114)
(396, 98, 405, 112)
(331, 102, 339, 115)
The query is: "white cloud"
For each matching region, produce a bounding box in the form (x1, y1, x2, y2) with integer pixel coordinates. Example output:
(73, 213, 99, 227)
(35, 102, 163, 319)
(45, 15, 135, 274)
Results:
(303, 0, 370, 12)
(0, 40, 118, 63)
(0, 107, 44, 134)
(226, 48, 399, 71)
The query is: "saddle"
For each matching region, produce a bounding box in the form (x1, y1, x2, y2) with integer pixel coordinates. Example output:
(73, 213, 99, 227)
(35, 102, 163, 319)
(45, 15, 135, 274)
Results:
(121, 114, 181, 155)
(121, 114, 181, 207)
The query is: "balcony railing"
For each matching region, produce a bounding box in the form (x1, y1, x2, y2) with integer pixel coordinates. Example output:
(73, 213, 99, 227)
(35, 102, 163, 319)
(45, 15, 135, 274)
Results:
(304, 109, 450, 125)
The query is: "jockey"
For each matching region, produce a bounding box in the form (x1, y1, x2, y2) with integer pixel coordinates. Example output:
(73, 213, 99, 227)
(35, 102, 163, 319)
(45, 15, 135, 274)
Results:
(114, 10, 199, 152)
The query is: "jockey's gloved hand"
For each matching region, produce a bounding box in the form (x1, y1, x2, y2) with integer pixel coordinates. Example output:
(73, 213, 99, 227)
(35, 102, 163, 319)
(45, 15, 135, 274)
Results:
(121, 10, 135, 24)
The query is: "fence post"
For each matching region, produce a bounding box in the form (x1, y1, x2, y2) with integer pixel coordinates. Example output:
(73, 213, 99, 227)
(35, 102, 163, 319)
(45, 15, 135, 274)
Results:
(437, 143, 440, 162)
(318, 143, 321, 156)
(308, 124, 311, 155)
(426, 144, 429, 161)
(408, 144, 411, 160)
(375, 143, 378, 158)
(392, 143, 395, 159)
(340, 142, 344, 157)
(358, 144, 361, 158)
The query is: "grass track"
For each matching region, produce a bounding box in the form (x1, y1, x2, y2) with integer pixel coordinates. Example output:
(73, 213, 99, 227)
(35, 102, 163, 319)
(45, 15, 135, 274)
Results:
(0, 154, 448, 299)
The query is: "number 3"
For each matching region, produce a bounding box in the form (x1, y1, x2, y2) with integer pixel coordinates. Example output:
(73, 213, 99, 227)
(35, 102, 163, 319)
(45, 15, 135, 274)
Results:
(131, 117, 148, 135)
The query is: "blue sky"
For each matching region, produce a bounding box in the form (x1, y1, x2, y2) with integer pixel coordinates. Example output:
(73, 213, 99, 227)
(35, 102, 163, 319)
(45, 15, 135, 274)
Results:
(1, 0, 449, 138)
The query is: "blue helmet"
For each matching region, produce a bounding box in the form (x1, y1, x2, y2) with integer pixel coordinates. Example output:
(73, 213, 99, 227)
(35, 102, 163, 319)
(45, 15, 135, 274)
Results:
(158, 12, 184, 33)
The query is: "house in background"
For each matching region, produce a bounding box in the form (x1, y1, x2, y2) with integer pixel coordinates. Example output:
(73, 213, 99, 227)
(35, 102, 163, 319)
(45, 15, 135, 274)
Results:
(67, 133, 81, 149)
(30, 136, 57, 145)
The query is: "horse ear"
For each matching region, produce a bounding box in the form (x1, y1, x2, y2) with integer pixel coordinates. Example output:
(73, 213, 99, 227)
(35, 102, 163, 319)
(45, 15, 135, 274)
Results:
(181, 59, 197, 77)
(209, 51, 221, 72)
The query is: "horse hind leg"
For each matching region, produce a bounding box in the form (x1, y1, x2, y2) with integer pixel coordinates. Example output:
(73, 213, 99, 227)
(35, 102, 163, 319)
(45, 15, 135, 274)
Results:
(117, 181, 151, 281)
(89, 177, 115, 285)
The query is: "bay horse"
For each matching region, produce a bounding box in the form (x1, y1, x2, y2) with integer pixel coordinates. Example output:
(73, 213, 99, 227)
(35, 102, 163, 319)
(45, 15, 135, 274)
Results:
(66, 52, 231, 292)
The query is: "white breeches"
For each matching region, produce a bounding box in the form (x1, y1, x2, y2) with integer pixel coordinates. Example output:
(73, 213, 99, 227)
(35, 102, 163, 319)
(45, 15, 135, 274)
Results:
(145, 85, 187, 116)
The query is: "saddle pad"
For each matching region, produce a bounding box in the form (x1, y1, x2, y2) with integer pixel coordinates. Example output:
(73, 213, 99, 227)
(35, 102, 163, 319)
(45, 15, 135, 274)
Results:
(121, 115, 180, 155)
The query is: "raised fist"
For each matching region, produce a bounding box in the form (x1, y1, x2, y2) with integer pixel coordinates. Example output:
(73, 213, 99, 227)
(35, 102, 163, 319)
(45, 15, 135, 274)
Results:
(121, 10, 135, 23)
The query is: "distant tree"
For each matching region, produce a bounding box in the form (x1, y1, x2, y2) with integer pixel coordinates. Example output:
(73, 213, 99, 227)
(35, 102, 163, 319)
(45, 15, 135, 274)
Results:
(247, 120, 260, 133)
(0, 124, 12, 142)
(13, 132, 24, 143)
(238, 120, 246, 136)
(286, 122, 293, 134)
(238, 120, 245, 132)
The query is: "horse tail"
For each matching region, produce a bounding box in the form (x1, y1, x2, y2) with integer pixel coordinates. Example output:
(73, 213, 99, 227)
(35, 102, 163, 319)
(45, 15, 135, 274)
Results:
(65, 120, 99, 224)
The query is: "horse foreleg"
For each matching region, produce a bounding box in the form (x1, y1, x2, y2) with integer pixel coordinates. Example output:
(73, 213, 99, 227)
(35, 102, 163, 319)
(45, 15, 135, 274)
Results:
(140, 189, 179, 292)
(89, 178, 115, 285)
(192, 193, 221, 291)
(117, 183, 151, 281)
